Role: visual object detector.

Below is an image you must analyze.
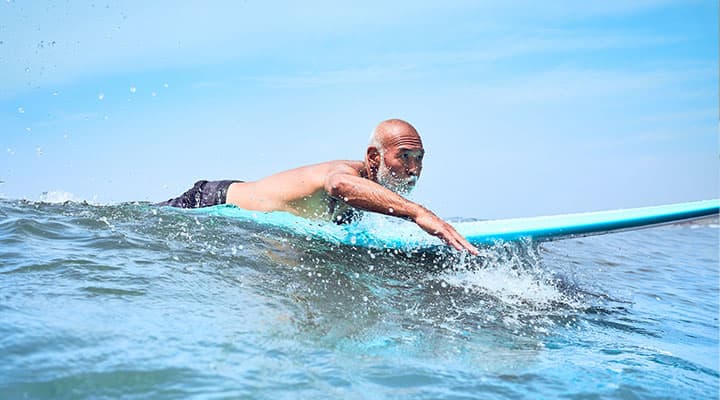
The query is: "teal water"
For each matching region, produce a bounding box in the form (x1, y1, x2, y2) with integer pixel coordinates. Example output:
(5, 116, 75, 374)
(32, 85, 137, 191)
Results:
(0, 199, 718, 399)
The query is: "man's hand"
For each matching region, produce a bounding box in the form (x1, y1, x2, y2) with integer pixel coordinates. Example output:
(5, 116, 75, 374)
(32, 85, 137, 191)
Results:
(414, 208, 479, 255)
(325, 170, 479, 255)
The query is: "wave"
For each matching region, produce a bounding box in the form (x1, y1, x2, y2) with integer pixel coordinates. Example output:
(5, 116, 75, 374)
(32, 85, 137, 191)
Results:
(2, 197, 717, 399)
(0, 199, 614, 329)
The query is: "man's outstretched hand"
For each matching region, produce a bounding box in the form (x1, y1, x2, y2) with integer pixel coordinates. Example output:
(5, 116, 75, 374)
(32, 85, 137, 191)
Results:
(414, 208, 479, 255)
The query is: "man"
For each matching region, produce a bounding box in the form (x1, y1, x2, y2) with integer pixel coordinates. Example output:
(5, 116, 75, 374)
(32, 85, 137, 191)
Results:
(159, 119, 478, 255)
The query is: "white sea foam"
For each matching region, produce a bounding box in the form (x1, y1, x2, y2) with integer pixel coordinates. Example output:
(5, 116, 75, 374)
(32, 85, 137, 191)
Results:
(39, 190, 95, 204)
(437, 267, 566, 309)
(435, 243, 576, 310)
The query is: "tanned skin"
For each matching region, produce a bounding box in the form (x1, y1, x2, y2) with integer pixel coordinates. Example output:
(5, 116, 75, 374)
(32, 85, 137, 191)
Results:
(226, 119, 479, 255)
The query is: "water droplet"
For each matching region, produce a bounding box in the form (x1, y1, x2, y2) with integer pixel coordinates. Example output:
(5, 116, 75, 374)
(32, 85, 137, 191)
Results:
(17, 107, 24, 113)
(63, 132, 69, 139)
(151, 91, 157, 97)
(97, 92, 104, 100)
(25, 127, 31, 133)
(388, 207, 394, 213)
(7, 148, 15, 155)
(52, 91, 59, 96)
(24, 67, 30, 73)
(129, 85, 136, 93)
(35, 147, 43, 156)
(163, 83, 169, 88)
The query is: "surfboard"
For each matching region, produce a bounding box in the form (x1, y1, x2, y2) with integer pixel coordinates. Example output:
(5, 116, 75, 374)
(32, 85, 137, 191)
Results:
(190, 199, 719, 250)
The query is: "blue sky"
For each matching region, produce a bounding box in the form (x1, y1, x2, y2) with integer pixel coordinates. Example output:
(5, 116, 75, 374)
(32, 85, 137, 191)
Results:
(1, 0, 717, 218)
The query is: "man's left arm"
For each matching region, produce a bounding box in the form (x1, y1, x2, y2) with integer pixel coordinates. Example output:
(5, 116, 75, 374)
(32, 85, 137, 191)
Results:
(324, 168, 478, 255)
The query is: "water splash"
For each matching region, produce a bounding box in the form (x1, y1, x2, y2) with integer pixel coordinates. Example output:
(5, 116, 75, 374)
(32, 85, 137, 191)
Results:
(38, 190, 85, 204)
(434, 241, 576, 310)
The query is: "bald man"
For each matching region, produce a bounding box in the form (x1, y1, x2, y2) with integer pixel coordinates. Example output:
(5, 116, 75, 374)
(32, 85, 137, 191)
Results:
(159, 119, 478, 254)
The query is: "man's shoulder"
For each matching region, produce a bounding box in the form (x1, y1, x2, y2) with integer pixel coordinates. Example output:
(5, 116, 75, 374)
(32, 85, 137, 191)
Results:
(283, 160, 364, 183)
(313, 160, 364, 174)
(330, 160, 365, 177)
(330, 159, 364, 168)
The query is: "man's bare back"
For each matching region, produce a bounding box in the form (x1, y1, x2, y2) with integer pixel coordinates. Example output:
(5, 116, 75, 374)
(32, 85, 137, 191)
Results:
(226, 160, 363, 222)
(159, 119, 478, 255)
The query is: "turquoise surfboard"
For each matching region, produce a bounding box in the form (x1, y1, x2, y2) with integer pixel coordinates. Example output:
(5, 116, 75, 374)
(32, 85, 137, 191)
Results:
(190, 199, 719, 250)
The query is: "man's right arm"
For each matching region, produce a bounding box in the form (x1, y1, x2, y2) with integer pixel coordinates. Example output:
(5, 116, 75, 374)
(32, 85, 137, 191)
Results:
(324, 169, 479, 255)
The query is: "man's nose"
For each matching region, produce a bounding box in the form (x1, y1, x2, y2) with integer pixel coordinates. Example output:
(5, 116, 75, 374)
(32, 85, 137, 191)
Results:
(407, 161, 421, 176)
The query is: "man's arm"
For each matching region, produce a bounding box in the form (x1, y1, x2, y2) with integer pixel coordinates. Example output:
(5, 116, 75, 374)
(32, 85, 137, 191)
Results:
(325, 168, 479, 255)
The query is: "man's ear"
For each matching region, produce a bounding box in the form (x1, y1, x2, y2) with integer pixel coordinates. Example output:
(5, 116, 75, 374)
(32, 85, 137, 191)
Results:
(366, 146, 381, 174)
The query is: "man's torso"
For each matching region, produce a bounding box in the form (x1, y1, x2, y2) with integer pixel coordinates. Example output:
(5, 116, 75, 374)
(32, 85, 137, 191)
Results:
(226, 160, 364, 222)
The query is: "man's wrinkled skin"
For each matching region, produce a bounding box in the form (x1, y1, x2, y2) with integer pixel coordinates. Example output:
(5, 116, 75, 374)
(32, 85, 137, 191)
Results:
(226, 119, 479, 255)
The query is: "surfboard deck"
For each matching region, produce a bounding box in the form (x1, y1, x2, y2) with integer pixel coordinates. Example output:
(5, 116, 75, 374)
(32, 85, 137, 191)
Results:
(188, 199, 719, 250)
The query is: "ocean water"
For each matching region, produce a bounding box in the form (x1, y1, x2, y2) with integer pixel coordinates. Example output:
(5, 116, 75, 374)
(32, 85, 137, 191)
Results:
(0, 199, 717, 399)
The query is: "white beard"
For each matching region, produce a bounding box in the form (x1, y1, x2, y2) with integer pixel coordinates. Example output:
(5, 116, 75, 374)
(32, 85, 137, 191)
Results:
(377, 158, 417, 196)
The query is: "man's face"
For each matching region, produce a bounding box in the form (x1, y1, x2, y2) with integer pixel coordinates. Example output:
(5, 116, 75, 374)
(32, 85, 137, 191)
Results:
(377, 144, 424, 195)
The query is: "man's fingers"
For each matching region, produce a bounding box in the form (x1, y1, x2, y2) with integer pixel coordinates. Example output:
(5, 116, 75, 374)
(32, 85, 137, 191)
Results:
(464, 241, 479, 256)
(449, 238, 463, 252)
(440, 231, 462, 251)
(446, 226, 479, 256)
(442, 232, 472, 255)
(456, 234, 479, 255)
(425, 217, 479, 256)
(456, 237, 478, 256)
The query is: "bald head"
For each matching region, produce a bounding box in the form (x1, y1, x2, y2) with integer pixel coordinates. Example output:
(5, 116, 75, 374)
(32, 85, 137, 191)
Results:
(369, 119, 422, 152)
(366, 119, 424, 195)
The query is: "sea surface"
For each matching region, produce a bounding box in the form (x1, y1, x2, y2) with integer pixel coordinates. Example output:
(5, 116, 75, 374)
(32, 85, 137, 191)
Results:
(0, 199, 718, 399)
